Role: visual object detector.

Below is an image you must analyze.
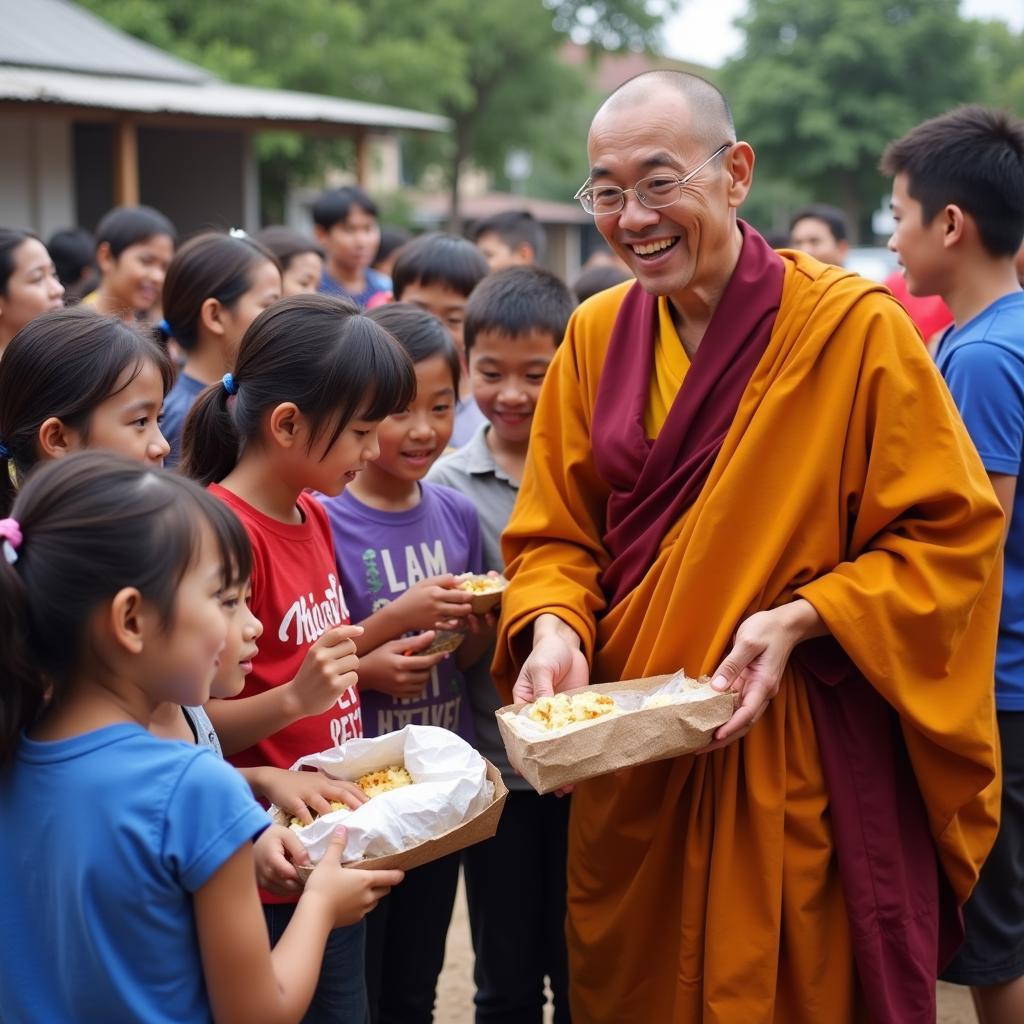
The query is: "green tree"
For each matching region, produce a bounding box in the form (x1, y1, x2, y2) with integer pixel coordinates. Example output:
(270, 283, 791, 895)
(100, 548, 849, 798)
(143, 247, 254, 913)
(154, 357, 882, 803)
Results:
(976, 20, 1024, 115)
(721, 0, 986, 239)
(79, 0, 680, 222)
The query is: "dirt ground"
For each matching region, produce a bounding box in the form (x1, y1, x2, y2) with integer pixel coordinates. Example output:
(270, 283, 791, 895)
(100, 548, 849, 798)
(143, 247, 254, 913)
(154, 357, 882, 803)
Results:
(434, 874, 978, 1024)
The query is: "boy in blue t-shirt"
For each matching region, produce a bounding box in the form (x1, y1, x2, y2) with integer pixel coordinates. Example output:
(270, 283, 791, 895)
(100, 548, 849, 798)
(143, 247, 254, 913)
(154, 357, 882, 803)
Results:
(428, 266, 577, 1024)
(884, 105, 1024, 1022)
(312, 186, 391, 309)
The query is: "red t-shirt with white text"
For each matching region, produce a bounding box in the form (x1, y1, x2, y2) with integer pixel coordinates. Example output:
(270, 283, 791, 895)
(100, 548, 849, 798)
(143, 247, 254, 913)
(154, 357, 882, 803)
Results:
(209, 485, 363, 769)
(209, 486, 362, 902)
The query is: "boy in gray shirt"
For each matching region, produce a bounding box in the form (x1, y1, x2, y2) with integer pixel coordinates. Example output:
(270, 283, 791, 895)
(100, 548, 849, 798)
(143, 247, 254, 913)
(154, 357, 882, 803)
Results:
(428, 266, 576, 1023)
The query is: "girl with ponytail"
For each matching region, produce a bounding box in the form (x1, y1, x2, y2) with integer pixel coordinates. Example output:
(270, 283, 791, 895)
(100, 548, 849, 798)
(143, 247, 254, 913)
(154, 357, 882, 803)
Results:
(0, 452, 401, 1023)
(160, 231, 281, 465)
(181, 292, 414, 1022)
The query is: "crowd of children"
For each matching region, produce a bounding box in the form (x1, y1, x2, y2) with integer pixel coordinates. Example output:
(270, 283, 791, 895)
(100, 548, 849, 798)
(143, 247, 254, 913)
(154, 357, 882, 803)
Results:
(0, 186, 580, 1024)
(1, 98, 1023, 1024)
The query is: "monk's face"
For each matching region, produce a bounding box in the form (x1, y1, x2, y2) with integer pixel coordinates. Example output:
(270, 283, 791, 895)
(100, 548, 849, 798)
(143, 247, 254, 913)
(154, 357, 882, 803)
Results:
(586, 89, 752, 299)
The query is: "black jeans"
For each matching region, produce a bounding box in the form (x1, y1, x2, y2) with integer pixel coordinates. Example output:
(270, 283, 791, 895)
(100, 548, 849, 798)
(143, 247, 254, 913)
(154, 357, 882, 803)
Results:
(463, 790, 572, 1024)
(364, 850, 461, 1024)
(264, 904, 369, 1024)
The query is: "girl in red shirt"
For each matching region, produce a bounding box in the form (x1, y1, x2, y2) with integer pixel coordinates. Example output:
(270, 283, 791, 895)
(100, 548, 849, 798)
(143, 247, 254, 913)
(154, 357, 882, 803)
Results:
(182, 292, 414, 1024)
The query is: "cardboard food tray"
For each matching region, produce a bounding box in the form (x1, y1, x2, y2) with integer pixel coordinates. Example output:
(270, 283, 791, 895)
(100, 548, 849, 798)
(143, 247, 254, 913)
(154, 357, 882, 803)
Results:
(457, 574, 509, 615)
(274, 760, 508, 880)
(495, 675, 736, 795)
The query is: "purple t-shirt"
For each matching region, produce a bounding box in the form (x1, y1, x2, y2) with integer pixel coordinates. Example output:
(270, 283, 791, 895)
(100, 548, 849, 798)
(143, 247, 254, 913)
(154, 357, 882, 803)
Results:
(319, 483, 483, 741)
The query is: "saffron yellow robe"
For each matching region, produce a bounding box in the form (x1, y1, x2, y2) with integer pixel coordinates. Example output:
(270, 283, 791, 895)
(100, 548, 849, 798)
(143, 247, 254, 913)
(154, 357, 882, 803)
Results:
(494, 255, 1003, 1023)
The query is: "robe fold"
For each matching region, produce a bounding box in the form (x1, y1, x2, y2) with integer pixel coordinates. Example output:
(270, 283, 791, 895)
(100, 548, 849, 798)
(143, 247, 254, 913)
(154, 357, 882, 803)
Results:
(494, 227, 1003, 1023)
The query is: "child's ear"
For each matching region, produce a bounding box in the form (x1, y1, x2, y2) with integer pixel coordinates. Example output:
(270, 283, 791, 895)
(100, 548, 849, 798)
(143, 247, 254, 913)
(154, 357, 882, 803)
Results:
(199, 297, 227, 338)
(95, 241, 116, 276)
(37, 417, 79, 459)
(942, 204, 966, 248)
(108, 587, 147, 655)
(267, 402, 302, 449)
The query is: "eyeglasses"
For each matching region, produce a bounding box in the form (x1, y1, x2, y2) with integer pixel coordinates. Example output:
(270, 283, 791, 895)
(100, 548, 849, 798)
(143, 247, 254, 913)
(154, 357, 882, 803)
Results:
(574, 143, 732, 216)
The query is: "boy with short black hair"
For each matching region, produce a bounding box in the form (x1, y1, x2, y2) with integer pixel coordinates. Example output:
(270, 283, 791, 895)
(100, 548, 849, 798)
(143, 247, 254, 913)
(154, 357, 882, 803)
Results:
(392, 233, 490, 445)
(312, 185, 390, 308)
(427, 265, 576, 1024)
(471, 210, 546, 271)
(883, 104, 1024, 1024)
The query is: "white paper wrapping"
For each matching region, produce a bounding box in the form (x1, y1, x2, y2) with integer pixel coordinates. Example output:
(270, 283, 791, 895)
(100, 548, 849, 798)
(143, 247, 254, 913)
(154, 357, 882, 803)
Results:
(505, 672, 716, 739)
(274, 725, 494, 864)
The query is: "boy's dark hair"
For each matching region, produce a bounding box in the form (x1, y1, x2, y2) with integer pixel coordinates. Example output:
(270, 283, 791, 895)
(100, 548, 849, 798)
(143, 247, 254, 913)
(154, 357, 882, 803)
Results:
(464, 266, 575, 353)
(368, 303, 460, 395)
(311, 186, 379, 231)
(252, 226, 324, 271)
(880, 105, 1024, 257)
(572, 264, 631, 304)
(161, 232, 279, 350)
(182, 293, 415, 487)
(471, 210, 545, 262)
(789, 204, 849, 243)
(392, 233, 489, 301)
(46, 228, 97, 288)
(0, 307, 174, 513)
(374, 226, 412, 267)
(94, 205, 176, 258)
(0, 451, 240, 765)
(0, 230, 37, 295)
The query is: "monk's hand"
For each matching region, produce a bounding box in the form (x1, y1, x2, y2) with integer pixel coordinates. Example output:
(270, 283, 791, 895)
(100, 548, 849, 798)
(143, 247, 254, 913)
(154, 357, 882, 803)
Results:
(702, 599, 825, 751)
(513, 614, 589, 704)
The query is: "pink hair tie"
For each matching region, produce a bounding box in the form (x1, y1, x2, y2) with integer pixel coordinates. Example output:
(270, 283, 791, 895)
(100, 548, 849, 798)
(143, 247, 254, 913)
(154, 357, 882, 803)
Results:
(0, 518, 23, 565)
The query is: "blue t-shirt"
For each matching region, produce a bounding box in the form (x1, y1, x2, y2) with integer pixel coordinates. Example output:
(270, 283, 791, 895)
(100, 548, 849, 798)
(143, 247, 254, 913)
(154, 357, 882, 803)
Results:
(318, 267, 391, 310)
(161, 371, 206, 468)
(936, 291, 1024, 710)
(319, 483, 483, 740)
(0, 724, 269, 1022)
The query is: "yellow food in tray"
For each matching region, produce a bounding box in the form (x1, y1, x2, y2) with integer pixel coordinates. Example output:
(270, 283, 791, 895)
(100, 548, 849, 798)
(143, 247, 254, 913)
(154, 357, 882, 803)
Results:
(356, 764, 414, 798)
(289, 800, 350, 831)
(527, 691, 619, 731)
(458, 576, 504, 595)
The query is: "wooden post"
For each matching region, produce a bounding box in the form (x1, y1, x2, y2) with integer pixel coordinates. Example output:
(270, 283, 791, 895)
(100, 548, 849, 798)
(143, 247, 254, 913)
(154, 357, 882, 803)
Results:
(355, 129, 370, 187)
(113, 119, 139, 206)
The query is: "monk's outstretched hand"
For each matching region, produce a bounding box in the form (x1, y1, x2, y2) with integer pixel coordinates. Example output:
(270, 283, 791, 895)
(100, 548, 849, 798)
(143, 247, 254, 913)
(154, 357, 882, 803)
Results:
(701, 599, 826, 752)
(513, 614, 590, 704)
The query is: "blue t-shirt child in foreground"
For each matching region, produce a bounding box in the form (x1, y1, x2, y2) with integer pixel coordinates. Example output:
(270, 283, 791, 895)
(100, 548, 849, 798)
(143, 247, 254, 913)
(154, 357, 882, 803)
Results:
(937, 292, 1024, 708)
(319, 303, 487, 1023)
(884, 105, 1024, 1011)
(0, 453, 389, 1024)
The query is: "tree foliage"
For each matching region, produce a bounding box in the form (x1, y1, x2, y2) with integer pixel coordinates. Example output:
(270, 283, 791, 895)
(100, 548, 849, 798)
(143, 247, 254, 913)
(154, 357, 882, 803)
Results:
(720, 0, 999, 238)
(78, 0, 679, 221)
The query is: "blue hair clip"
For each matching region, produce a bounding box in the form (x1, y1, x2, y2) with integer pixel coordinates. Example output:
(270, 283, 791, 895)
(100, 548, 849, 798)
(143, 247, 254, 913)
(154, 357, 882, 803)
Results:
(222, 373, 238, 396)
(158, 318, 173, 338)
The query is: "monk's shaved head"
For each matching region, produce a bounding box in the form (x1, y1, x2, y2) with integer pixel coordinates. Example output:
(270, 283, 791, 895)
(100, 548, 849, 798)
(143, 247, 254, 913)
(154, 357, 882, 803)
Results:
(595, 70, 736, 148)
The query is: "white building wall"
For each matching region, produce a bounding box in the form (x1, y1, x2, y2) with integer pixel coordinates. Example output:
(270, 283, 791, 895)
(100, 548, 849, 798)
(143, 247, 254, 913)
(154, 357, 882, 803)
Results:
(0, 114, 75, 234)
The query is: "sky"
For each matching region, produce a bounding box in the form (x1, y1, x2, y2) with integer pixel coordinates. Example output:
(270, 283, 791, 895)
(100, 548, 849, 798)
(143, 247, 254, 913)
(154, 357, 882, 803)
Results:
(663, 0, 1024, 66)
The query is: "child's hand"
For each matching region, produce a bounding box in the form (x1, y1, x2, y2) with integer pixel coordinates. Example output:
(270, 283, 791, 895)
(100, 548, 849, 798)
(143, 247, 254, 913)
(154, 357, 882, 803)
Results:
(392, 575, 474, 632)
(288, 624, 363, 718)
(252, 767, 368, 825)
(462, 611, 498, 637)
(357, 633, 446, 699)
(303, 827, 404, 927)
(253, 824, 311, 897)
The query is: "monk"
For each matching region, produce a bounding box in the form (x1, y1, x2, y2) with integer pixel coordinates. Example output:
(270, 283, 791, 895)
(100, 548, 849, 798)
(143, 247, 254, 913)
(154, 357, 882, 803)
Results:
(493, 71, 1004, 1023)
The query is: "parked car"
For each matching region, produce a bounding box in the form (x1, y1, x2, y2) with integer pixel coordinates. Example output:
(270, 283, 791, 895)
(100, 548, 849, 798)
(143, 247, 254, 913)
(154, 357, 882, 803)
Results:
(844, 246, 899, 282)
